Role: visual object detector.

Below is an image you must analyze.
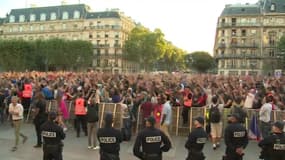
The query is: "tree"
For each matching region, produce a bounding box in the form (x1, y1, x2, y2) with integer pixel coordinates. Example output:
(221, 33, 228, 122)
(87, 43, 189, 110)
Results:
(124, 26, 186, 71)
(123, 26, 168, 71)
(187, 51, 215, 73)
(0, 39, 93, 71)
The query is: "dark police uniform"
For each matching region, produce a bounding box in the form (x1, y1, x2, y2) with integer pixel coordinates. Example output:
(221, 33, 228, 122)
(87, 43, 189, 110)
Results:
(224, 122, 248, 160)
(97, 127, 122, 160)
(259, 133, 285, 160)
(41, 114, 65, 160)
(185, 127, 207, 160)
(133, 127, 171, 160)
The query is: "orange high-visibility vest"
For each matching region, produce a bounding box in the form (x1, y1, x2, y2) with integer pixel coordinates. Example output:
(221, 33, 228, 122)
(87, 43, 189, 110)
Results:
(22, 84, 32, 98)
(183, 92, 192, 107)
(75, 98, 86, 115)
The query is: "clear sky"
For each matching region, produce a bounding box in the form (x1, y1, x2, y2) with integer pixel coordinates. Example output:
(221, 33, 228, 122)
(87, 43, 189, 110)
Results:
(0, 0, 258, 55)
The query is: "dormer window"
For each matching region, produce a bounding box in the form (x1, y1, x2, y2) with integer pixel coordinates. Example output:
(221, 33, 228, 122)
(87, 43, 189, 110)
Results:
(73, 11, 80, 19)
(30, 14, 36, 22)
(62, 11, 69, 20)
(270, 3, 276, 12)
(19, 15, 25, 22)
(40, 13, 46, 21)
(50, 12, 56, 20)
(9, 15, 15, 23)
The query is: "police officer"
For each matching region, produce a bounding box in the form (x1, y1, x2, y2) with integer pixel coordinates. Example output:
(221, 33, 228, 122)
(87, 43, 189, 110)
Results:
(41, 112, 65, 160)
(224, 114, 248, 160)
(133, 116, 171, 160)
(259, 121, 285, 160)
(185, 117, 208, 160)
(97, 112, 122, 160)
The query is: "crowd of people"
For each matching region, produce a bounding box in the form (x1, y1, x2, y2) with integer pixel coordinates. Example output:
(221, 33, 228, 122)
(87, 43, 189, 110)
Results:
(0, 71, 285, 160)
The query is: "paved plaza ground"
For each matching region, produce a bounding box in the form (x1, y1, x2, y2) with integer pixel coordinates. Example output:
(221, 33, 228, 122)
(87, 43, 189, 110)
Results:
(0, 122, 261, 160)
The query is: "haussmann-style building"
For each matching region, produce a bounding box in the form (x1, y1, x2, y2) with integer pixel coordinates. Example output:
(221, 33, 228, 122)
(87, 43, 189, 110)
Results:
(0, 3, 139, 73)
(214, 0, 285, 76)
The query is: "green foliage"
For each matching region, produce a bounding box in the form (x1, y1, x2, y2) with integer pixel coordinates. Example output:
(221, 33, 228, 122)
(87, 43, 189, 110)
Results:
(123, 26, 186, 71)
(188, 51, 215, 73)
(0, 39, 93, 71)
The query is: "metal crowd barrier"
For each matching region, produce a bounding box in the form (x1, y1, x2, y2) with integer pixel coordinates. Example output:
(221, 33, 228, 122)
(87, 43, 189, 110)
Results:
(25, 101, 285, 136)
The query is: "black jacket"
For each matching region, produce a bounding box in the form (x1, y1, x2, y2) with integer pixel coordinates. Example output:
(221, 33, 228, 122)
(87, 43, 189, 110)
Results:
(87, 103, 99, 123)
(133, 127, 171, 159)
(224, 122, 248, 155)
(185, 127, 208, 152)
(41, 121, 65, 145)
(259, 132, 285, 160)
(97, 126, 122, 155)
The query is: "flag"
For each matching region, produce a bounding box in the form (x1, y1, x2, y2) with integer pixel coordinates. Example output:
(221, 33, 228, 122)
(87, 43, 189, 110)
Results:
(248, 114, 260, 141)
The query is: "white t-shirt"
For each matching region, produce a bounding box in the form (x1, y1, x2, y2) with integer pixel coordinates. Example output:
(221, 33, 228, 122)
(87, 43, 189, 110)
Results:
(259, 103, 272, 123)
(244, 93, 255, 109)
(161, 101, 172, 125)
(9, 103, 24, 120)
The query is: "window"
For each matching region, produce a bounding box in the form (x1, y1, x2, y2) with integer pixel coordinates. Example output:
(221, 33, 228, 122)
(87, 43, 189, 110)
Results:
(250, 49, 256, 55)
(241, 39, 246, 44)
(270, 3, 276, 12)
(231, 38, 237, 45)
(30, 14, 36, 22)
(105, 34, 108, 38)
(97, 40, 100, 44)
(269, 50, 275, 57)
(105, 49, 109, 55)
(50, 12, 56, 20)
(19, 15, 25, 22)
(30, 25, 33, 31)
(232, 18, 236, 26)
(97, 49, 101, 56)
(221, 30, 225, 37)
(40, 25, 44, 31)
(9, 15, 15, 23)
(251, 29, 256, 35)
(19, 26, 23, 32)
(232, 49, 237, 55)
(241, 18, 247, 24)
(73, 11, 80, 19)
(62, 11, 69, 20)
(40, 13, 46, 21)
(62, 23, 66, 29)
(97, 59, 100, 67)
(250, 18, 257, 24)
(241, 30, 246, 36)
(232, 29, 237, 36)
(89, 33, 93, 39)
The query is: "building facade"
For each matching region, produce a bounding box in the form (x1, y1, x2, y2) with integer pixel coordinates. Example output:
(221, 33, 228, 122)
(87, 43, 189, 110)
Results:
(0, 4, 139, 73)
(214, 0, 285, 76)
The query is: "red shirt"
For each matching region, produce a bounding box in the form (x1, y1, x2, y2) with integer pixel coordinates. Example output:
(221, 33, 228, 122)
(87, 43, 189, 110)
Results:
(141, 101, 153, 119)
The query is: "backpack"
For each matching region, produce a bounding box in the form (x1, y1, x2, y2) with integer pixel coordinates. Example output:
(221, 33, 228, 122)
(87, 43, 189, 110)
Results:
(210, 104, 221, 123)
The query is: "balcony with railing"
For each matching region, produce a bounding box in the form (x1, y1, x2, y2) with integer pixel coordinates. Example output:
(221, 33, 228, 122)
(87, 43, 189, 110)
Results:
(229, 43, 259, 48)
(218, 22, 261, 28)
(93, 44, 110, 48)
(215, 53, 262, 59)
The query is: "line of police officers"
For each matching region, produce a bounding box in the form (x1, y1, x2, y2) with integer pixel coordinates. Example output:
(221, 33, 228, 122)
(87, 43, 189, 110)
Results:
(40, 111, 285, 160)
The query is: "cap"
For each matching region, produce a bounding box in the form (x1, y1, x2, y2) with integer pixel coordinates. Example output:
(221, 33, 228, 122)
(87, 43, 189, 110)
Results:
(273, 121, 284, 131)
(194, 116, 204, 125)
(146, 116, 156, 126)
(49, 111, 57, 121)
(104, 112, 113, 125)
